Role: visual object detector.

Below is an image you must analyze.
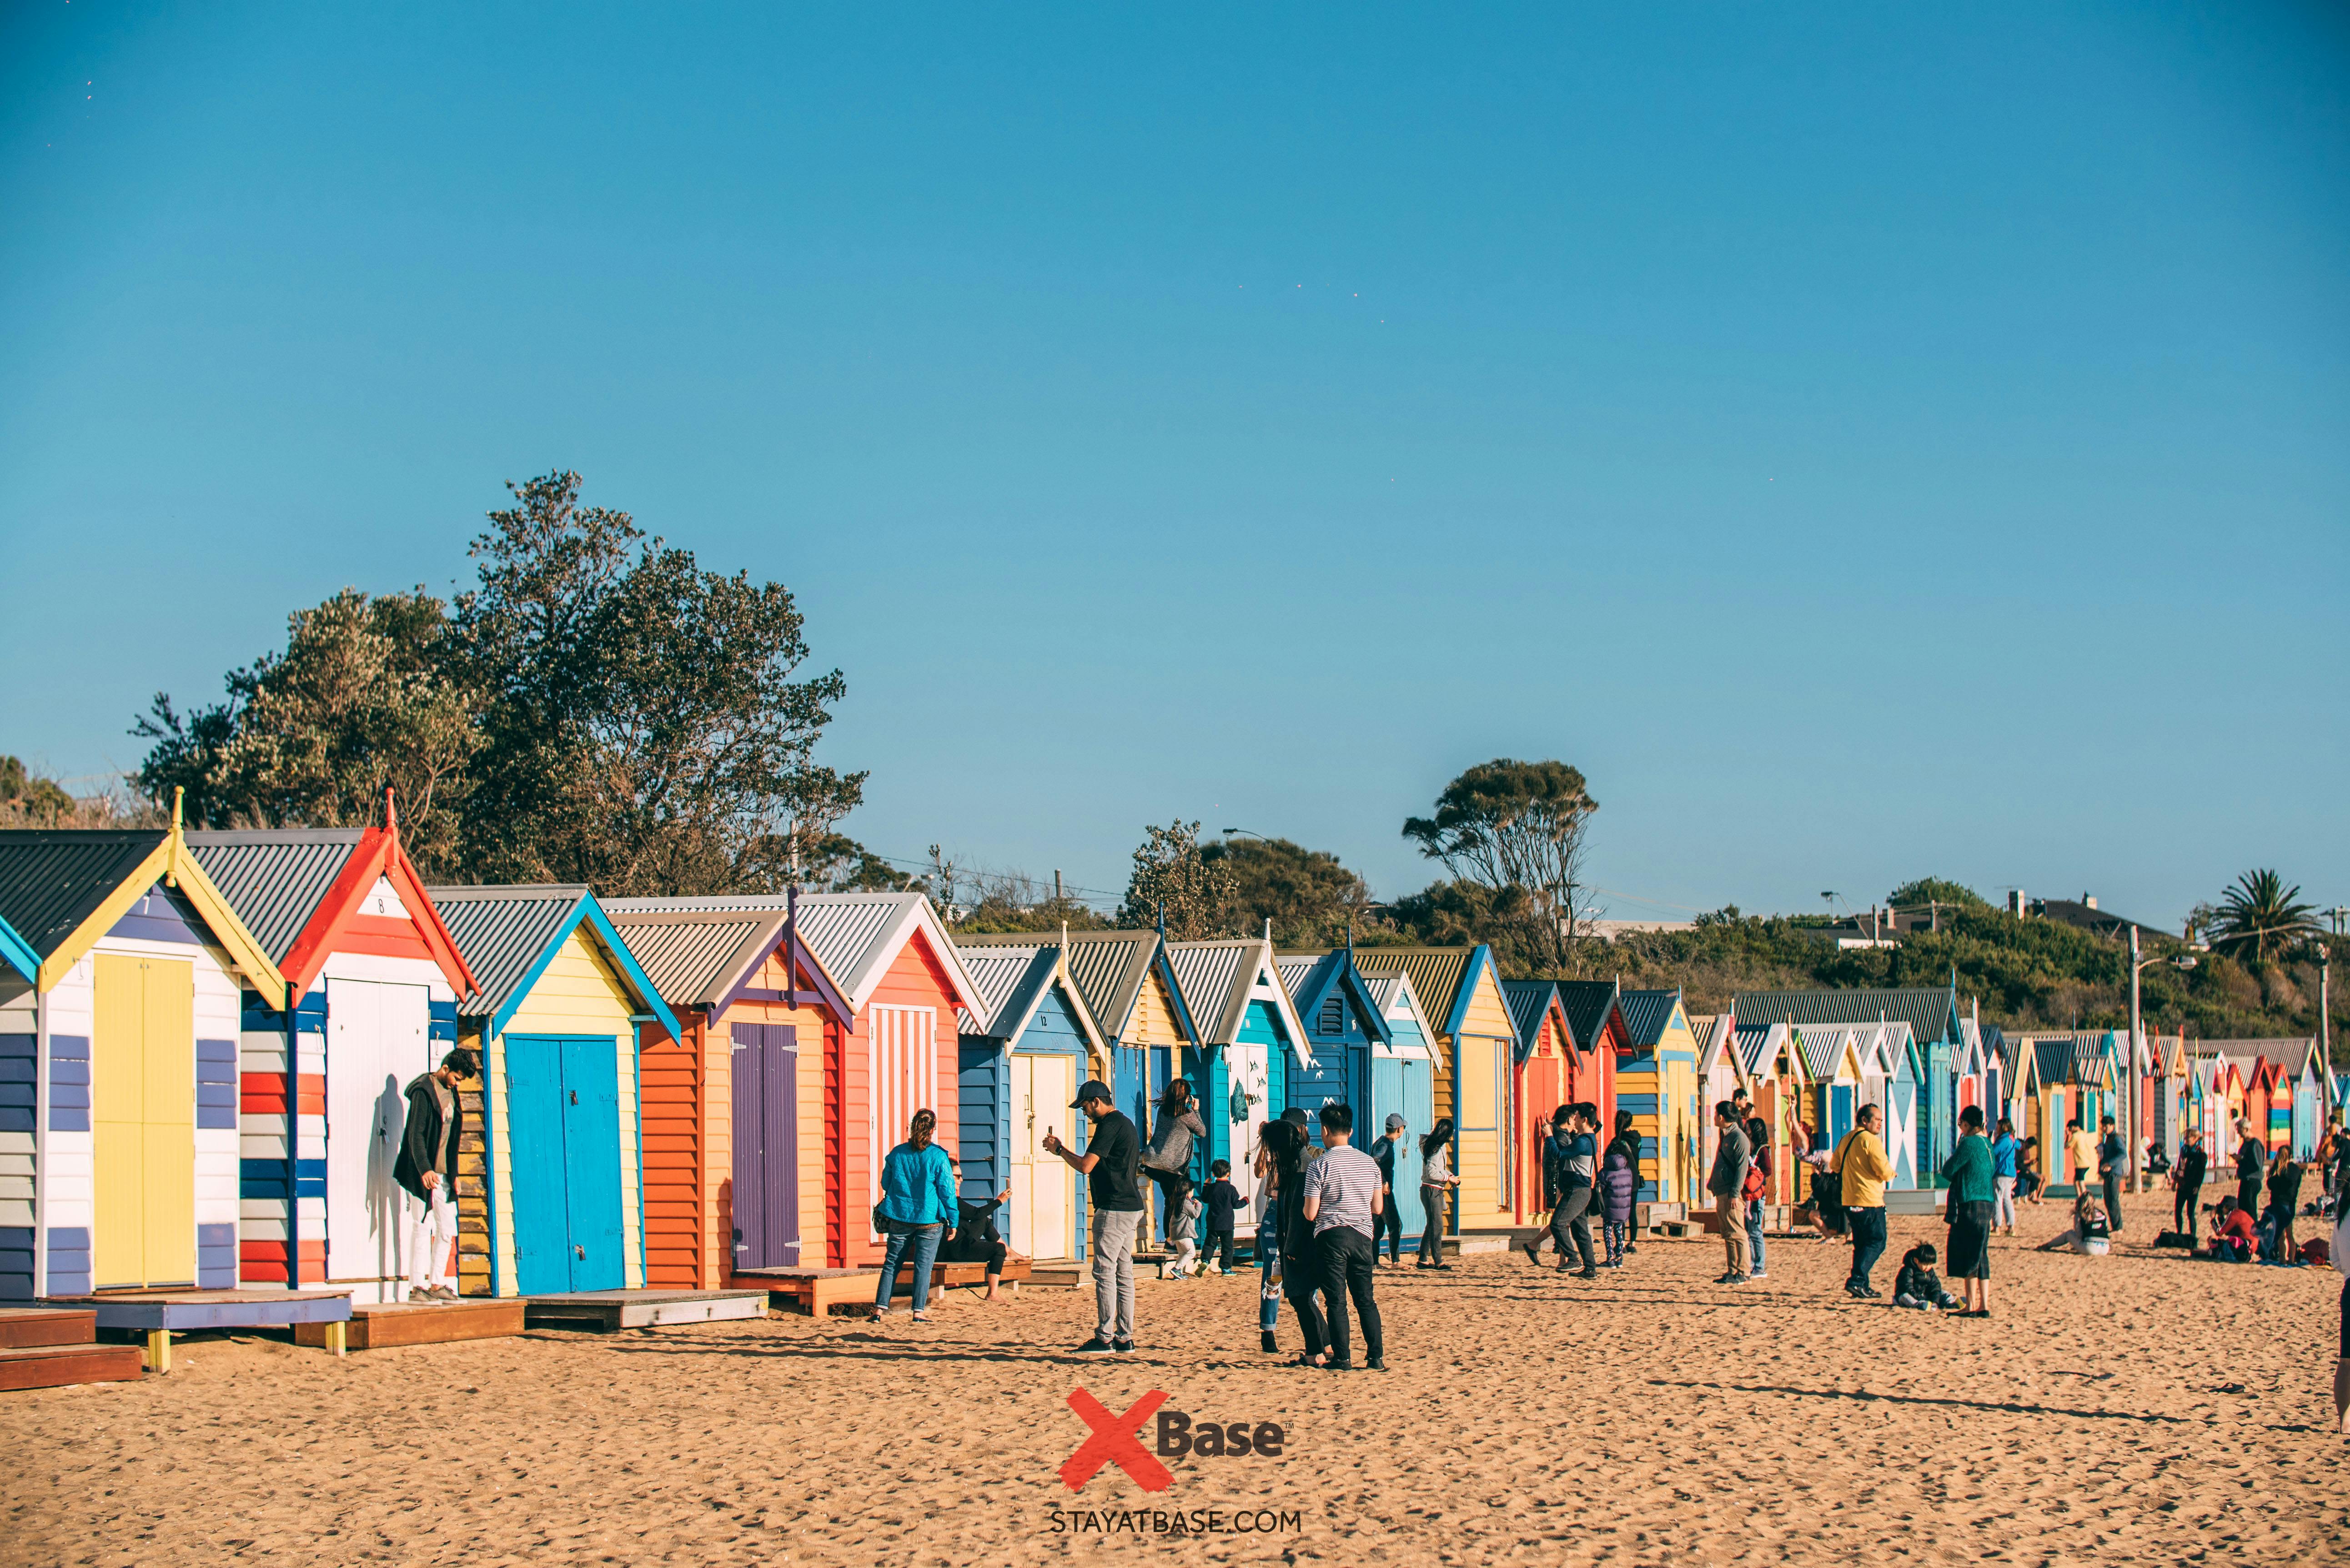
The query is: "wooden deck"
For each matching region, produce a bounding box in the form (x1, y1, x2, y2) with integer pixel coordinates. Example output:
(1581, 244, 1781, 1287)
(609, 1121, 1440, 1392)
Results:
(732, 1268, 879, 1317)
(522, 1290, 767, 1332)
(294, 1299, 526, 1351)
(41, 1289, 355, 1372)
(0, 1307, 100, 1350)
(0, 1307, 141, 1391)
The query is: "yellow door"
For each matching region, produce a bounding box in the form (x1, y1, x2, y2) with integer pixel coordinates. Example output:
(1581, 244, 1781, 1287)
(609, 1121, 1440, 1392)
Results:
(92, 953, 195, 1289)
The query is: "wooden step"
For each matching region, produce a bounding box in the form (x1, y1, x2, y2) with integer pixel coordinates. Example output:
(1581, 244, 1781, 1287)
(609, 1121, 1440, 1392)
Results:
(523, 1290, 767, 1332)
(293, 1298, 525, 1351)
(0, 1308, 97, 1349)
(0, 1342, 144, 1392)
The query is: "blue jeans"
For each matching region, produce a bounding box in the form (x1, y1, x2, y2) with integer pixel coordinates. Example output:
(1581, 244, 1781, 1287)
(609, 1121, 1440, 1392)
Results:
(1746, 1198, 1767, 1276)
(1257, 1219, 1282, 1331)
(876, 1223, 944, 1312)
(1846, 1206, 1887, 1291)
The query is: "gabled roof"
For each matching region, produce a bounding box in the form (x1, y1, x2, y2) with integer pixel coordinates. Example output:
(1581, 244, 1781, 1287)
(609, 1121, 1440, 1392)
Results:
(1954, 1019, 1986, 1075)
(1796, 1024, 1863, 1082)
(1277, 951, 1392, 1046)
(1695, 1012, 1736, 1074)
(949, 942, 1109, 1059)
(603, 898, 849, 1020)
(0, 825, 286, 1006)
(1363, 970, 1436, 1058)
(1555, 980, 1622, 1058)
(952, 928, 1184, 1042)
(1732, 986, 1961, 1044)
(427, 884, 679, 1040)
(2201, 1038, 2322, 1079)
(1165, 937, 1311, 1065)
(1734, 1021, 1799, 1081)
(186, 821, 476, 1000)
(1499, 978, 1560, 1057)
(1348, 946, 1507, 1040)
(1617, 988, 1684, 1050)
(593, 891, 981, 1015)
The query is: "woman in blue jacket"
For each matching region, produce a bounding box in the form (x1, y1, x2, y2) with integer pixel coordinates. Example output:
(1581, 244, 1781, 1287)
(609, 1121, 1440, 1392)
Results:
(873, 1108, 958, 1322)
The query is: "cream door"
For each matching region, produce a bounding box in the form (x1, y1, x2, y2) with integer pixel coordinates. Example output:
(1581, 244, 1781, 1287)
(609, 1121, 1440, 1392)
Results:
(92, 954, 196, 1289)
(326, 979, 435, 1288)
(1029, 1054, 1073, 1260)
(1007, 1055, 1037, 1259)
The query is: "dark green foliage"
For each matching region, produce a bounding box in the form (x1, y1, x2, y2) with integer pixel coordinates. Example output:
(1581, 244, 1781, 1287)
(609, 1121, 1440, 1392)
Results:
(1403, 758, 1596, 969)
(1886, 877, 1989, 913)
(0, 756, 75, 821)
(2204, 869, 2322, 966)
(1117, 820, 1235, 940)
(1202, 836, 1377, 949)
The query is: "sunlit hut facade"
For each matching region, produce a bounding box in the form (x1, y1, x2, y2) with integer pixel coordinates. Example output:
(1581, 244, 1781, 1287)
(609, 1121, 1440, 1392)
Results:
(602, 896, 853, 1288)
(1735, 985, 1963, 1188)
(1615, 987, 1702, 1206)
(1350, 947, 1513, 1235)
(1497, 980, 1571, 1226)
(950, 939, 1110, 1263)
(428, 885, 680, 1296)
(1363, 970, 1439, 1194)
(964, 930, 1203, 1241)
(1277, 950, 1388, 1147)
(1794, 1023, 1867, 1152)
(185, 821, 477, 1302)
(1161, 936, 1303, 1216)
(0, 824, 285, 1300)
(1553, 980, 1625, 1138)
(1734, 1021, 1806, 1206)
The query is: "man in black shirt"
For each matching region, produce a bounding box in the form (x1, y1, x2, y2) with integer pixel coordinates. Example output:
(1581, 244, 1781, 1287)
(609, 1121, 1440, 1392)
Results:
(2235, 1121, 2267, 1220)
(2172, 1127, 2208, 1243)
(1044, 1079, 1142, 1355)
(1371, 1114, 1406, 1265)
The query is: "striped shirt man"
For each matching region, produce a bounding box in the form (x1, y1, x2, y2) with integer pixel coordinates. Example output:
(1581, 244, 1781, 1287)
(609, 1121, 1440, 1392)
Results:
(1300, 1143, 1382, 1238)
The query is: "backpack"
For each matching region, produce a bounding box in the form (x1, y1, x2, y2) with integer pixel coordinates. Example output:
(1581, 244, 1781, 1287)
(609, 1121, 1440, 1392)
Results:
(1741, 1164, 1766, 1202)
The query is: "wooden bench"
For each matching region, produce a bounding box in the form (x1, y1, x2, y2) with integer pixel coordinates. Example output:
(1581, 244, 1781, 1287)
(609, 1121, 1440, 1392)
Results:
(735, 1267, 882, 1317)
(294, 1298, 526, 1351)
(896, 1255, 1032, 1296)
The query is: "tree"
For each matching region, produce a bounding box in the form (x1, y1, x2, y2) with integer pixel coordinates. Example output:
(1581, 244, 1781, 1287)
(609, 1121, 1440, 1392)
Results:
(2206, 869, 2322, 966)
(1886, 878, 1988, 913)
(1117, 820, 1235, 940)
(452, 471, 864, 895)
(1403, 759, 1597, 969)
(132, 589, 481, 874)
(0, 757, 75, 822)
(1386, 877, 1548, 974)
(1201, 835, 1377, 948)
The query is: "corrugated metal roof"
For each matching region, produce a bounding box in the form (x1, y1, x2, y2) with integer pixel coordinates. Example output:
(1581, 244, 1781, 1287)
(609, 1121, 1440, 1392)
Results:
(1275, 956, 1315, 998)
(1350, 948, 1475, 1035)
(958, 930, 1160, 1040)
(1733, 1022, 1793, 1079)
(1499, 979, 1556, 1049)
(603, 914, 769, 1005)
(956, 944, 1045, 1035)
(2203, 1037, 2321, 1078)
(615, 890, 976, 1011)
(1556, 980, 1619, 1055)
(1796, 1024, 1854, 1080)
(1732, 986, 1960, 1044)
(0, 830, 169, 961)
(184, 829, 364, 962)
(1617, 988, 1680, 1048)
(1164, 940, 1253, 1044)
(427, 885, 588, 1020)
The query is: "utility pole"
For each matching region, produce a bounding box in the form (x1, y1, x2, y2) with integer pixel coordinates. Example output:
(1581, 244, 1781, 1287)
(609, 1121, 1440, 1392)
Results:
(2128, 924, 2144, 1190)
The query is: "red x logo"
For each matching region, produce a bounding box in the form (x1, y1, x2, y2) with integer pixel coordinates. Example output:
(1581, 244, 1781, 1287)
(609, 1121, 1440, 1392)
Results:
(1060, 1387, 1173, 1492)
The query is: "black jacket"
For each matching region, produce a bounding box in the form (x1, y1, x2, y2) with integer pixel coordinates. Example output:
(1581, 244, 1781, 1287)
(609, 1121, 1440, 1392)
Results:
(392, 1072, 461, 1203)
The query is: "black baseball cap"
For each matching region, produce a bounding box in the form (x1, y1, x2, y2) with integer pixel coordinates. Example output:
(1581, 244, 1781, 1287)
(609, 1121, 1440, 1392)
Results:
(1070, 1079, 1115, 1107)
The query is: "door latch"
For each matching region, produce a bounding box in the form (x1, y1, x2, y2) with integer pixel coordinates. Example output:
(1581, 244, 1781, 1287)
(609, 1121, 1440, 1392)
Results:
(575, 1244, 585, 1260)
(569, 1090, 578, 1106)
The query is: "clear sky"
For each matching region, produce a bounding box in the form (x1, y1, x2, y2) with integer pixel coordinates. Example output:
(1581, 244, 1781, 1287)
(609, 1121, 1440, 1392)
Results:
(4, 4, 2345, 929)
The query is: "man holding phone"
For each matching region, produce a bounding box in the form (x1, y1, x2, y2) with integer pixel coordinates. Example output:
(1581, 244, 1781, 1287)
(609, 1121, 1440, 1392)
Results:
(1043, 1079, 1144, 1355)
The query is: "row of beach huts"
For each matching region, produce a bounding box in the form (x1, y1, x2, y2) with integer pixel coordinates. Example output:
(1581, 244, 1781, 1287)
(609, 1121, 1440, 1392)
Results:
(2, 813, 2336, 1334)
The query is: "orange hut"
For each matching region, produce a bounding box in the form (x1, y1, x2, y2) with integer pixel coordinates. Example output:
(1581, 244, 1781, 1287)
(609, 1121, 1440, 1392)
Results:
(1499, 981, 1571, 1225)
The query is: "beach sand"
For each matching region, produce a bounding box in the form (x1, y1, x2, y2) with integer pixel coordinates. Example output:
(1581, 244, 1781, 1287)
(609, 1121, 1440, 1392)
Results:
(5, 1191, 2344, 1566)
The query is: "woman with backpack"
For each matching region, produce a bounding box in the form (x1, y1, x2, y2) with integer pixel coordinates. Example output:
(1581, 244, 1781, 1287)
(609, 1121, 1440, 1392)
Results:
(1141, 1079, 1207, 1250)
(872, 1108, 957, 1323)
(1743, 1115, 1773, 1282)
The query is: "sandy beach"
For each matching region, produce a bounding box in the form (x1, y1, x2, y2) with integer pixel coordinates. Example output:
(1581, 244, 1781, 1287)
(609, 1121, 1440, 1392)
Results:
(5, 1191, 2343, 1567)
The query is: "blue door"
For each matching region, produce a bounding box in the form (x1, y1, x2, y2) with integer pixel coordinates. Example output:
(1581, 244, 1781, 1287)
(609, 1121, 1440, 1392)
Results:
(1183, 1044, 1227, 1186)
(505, 1035, 627, 1294)
(1829, 1084, 1854, 1149)
(1371, 1056, 1403, 1143)
(1401, 1057, 1434, 1192)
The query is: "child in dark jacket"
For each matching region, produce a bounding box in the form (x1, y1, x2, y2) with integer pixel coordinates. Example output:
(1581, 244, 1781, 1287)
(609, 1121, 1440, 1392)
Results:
(1893, 1243, 1960, 1310)
(1597, 1144, 1639, 1266)
(1199, 1161, 1243, 1276)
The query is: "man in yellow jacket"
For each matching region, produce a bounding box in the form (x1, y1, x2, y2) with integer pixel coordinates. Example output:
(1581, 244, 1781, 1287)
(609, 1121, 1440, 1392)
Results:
(1832, 1105, 1896, 1298)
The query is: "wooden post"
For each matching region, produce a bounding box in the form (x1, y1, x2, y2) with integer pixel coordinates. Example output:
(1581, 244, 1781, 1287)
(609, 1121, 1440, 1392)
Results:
(145, 1329, 171, 1374)
(325, 1321, 346, 1357)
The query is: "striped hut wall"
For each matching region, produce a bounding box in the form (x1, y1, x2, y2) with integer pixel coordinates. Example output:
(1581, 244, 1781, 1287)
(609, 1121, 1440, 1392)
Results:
(636, 1012, 707, 1288)
(839, 934, 958, 1268)
(39, 957, 94, 1294)
(237, 989, 326, 1285)
(468, 1028, 515, 1295)
(0, 978, 32, 1298)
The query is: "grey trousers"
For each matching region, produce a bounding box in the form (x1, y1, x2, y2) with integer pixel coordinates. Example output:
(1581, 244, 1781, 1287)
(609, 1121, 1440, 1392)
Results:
(1091, 1207, 1142, 1341)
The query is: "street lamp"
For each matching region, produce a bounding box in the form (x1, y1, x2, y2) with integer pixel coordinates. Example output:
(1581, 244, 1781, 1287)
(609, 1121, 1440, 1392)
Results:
(2128, 924, 2199, 1188)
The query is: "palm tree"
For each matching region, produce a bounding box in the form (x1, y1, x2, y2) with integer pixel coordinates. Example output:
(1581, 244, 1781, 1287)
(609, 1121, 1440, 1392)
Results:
(2206, 869, 2321, 965)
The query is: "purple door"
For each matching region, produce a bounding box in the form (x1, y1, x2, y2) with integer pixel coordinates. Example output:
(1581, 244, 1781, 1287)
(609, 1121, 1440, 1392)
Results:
(730, 1023, 800, 1269)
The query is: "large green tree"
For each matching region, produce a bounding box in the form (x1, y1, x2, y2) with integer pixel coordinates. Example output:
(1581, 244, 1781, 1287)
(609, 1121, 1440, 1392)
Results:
(1117, 819, 1235, 939)
(1202, 835, 1376, 948)
(133, 589, 479, 873)
(1404, 758, 1597, 969)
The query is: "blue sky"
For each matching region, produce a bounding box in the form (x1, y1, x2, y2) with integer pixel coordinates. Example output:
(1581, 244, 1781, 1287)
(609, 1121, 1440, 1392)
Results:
(4, 4, 2345, 928)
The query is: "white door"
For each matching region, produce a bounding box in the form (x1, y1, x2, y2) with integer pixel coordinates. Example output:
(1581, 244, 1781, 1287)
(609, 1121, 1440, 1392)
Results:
(1007, 1055, 1037, 1260)
(1227, 1041, 1269, 1207)
(1008, 1054, 1074, 1261)
(326, 979, 434, 1292)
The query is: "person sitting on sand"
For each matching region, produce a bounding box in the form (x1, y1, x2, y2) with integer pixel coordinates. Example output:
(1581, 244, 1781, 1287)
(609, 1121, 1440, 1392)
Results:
(2207, 1196, 2257, 1263)
(2037, 1187, 2112, 1256)
(1893, 1243, 1961, 1311)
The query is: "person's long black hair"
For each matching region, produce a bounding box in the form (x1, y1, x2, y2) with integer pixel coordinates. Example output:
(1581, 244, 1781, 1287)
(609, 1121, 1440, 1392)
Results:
(1421, 1116, 1454, 1161)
